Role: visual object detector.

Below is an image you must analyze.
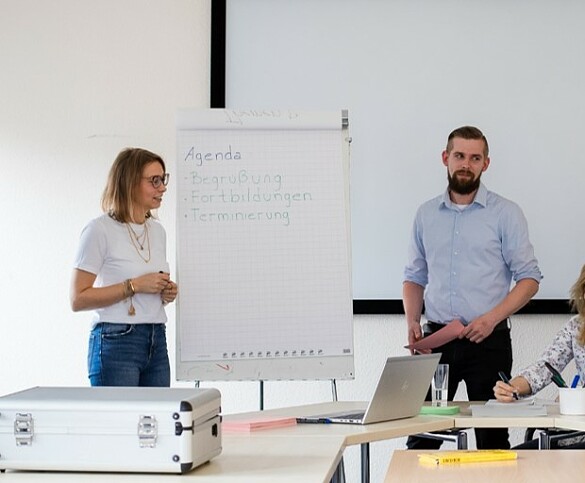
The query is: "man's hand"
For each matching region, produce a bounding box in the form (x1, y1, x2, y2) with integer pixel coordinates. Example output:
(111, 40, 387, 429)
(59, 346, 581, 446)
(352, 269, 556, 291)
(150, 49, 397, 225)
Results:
(459, 315, 497, 343)
(407, 321, 426, 355)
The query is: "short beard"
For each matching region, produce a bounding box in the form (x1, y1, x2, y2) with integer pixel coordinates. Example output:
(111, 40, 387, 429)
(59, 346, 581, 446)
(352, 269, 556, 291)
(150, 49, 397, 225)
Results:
(448, 170, 481, 195)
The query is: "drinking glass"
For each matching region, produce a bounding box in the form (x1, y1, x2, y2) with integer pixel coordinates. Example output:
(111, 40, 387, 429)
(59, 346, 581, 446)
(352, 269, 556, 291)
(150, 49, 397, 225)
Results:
(431, 364, 449, 406)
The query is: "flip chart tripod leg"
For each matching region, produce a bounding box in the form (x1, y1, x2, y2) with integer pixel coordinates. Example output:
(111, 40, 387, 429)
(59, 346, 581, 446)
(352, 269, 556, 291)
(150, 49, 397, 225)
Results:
(331, 378, 339, 401)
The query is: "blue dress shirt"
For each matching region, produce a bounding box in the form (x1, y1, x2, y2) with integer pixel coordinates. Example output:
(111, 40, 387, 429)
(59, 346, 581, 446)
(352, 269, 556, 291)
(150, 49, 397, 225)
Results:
(404, 183, 542, 325)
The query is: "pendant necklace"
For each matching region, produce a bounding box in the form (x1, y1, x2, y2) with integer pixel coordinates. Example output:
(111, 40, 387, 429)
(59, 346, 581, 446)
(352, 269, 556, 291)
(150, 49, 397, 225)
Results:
(126, 222, 147, 249)
(126, 221, 151, 263)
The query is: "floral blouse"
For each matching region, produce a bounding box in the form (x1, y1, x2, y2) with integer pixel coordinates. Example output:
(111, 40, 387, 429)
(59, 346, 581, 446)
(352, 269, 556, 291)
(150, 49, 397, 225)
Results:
(518, 315, 585, 395)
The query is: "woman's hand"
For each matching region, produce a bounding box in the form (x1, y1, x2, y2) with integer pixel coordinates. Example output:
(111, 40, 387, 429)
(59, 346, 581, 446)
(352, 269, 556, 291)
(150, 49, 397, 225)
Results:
(132, 272, 170, 294)
(493, 376, 530, 402)
(161, 280, 178, 305)
(493, 380, 517, 402)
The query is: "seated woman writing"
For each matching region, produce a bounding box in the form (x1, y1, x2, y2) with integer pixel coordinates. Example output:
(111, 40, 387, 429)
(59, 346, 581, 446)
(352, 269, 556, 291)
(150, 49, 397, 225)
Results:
(494, 264, 585, 448)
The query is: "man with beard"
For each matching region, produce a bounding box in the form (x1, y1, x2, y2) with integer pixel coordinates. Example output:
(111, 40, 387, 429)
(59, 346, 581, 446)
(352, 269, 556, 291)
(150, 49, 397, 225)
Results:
(403, 126, 542, 450)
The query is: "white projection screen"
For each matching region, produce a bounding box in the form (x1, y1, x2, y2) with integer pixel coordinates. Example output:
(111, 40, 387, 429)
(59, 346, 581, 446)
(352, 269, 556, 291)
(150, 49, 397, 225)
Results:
(218, 0, 585, 312)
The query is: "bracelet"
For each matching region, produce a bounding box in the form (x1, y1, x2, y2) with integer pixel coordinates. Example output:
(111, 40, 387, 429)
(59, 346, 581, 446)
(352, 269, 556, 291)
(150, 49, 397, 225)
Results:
(123, 279, 136, 316)
(123, 279, 135, 298)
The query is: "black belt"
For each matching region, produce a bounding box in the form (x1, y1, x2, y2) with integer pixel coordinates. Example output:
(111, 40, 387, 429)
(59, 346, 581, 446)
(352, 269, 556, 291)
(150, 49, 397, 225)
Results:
(425, 319, 510, 334)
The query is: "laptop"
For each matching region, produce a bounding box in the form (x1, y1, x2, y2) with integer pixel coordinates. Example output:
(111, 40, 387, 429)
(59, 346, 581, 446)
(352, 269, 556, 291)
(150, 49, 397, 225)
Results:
(297, 353, 440, 425)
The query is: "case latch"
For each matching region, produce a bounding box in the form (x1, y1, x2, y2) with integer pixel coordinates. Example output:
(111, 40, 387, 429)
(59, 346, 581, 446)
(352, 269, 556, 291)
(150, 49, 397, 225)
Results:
(14, 412, 34, 446)
(137, 415, 157, 448)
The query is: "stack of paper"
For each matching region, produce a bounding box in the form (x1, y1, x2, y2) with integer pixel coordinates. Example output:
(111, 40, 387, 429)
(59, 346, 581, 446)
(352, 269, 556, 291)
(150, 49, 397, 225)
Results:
(418, 450, 517, 465)
(222, 417, 297, 433)
(470, 398, 547, 417)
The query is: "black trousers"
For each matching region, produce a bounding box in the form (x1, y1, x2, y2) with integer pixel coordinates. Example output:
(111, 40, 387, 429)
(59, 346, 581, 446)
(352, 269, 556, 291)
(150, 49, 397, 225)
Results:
(407, 325, 513, 450)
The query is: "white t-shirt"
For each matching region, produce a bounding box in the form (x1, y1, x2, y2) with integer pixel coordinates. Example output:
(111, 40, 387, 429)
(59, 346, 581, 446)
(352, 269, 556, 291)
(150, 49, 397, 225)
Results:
(73, 214, 168, 325)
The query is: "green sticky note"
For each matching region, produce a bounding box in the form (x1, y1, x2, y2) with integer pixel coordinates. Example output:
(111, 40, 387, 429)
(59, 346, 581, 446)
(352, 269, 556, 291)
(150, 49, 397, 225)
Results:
(420, 405, 460, 415)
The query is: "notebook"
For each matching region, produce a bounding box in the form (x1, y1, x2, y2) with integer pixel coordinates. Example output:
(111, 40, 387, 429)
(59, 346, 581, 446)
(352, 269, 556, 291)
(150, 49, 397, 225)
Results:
(297, 353, 440, 425)
(470, 398, 548, 417)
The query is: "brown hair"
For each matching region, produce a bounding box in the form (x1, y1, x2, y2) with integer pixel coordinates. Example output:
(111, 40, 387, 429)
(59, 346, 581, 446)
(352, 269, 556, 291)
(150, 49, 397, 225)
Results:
(446, 126, 489, 158)
(570, 265, 585, 346)
(101, 148, 165, 223)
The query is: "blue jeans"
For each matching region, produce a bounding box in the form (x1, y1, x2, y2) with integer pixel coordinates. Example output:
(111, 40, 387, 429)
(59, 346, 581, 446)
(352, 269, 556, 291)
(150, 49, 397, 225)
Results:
(88, 323, 170, 387)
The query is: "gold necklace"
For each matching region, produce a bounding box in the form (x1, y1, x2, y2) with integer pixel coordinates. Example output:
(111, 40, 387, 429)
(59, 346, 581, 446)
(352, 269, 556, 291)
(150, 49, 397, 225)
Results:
(127, 223, 147, 249)
(126, 222, 151, 263)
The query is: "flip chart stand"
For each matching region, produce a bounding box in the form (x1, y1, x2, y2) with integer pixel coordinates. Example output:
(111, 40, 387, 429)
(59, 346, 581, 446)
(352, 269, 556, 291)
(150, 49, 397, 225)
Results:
(175, 108, 354, 382)
(257, 378, 340, 410)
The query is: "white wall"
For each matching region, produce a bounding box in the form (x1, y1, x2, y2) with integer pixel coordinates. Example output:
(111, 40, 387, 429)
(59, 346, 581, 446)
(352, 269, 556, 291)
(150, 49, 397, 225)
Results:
(0, 2, 574, 482)
(1, 0, 210, 390)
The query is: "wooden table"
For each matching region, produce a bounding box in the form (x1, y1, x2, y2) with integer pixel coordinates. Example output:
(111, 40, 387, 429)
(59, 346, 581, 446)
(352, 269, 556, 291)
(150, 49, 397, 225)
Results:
(223, 401, 455, 482)
(385, 449, 585, 482)
(0, 433, 345, 483)
(555, 413, 585, 431)
(452, 400, 558, 429)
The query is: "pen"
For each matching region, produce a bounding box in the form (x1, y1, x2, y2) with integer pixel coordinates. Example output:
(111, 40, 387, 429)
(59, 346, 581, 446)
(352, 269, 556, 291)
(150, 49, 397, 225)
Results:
(544, 362, 568, 388)
(571, 375, 581, 388)
(498, 371, 519, 400)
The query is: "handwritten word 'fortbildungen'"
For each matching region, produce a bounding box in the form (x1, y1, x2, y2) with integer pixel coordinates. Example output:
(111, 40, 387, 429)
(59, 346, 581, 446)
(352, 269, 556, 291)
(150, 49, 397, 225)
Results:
(191, 189, 312, 208)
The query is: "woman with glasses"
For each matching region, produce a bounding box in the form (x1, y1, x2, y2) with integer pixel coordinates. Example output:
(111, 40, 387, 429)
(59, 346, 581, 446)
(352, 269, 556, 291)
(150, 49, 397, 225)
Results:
(70, 147, 177, 387)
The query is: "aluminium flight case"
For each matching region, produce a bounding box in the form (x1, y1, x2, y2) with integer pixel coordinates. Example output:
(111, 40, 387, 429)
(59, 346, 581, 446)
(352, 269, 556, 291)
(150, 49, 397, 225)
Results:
(0, 386, 221, 473)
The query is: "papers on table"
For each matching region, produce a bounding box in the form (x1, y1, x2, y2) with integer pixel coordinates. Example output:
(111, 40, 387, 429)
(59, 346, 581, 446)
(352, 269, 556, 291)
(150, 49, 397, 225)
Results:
(222, 416, 297, 432)
(470, 398, 547, 417)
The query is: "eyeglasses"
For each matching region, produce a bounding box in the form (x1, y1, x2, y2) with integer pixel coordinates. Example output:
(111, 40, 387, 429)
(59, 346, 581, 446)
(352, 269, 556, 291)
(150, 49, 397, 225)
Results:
(143, 173, 170, 188)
